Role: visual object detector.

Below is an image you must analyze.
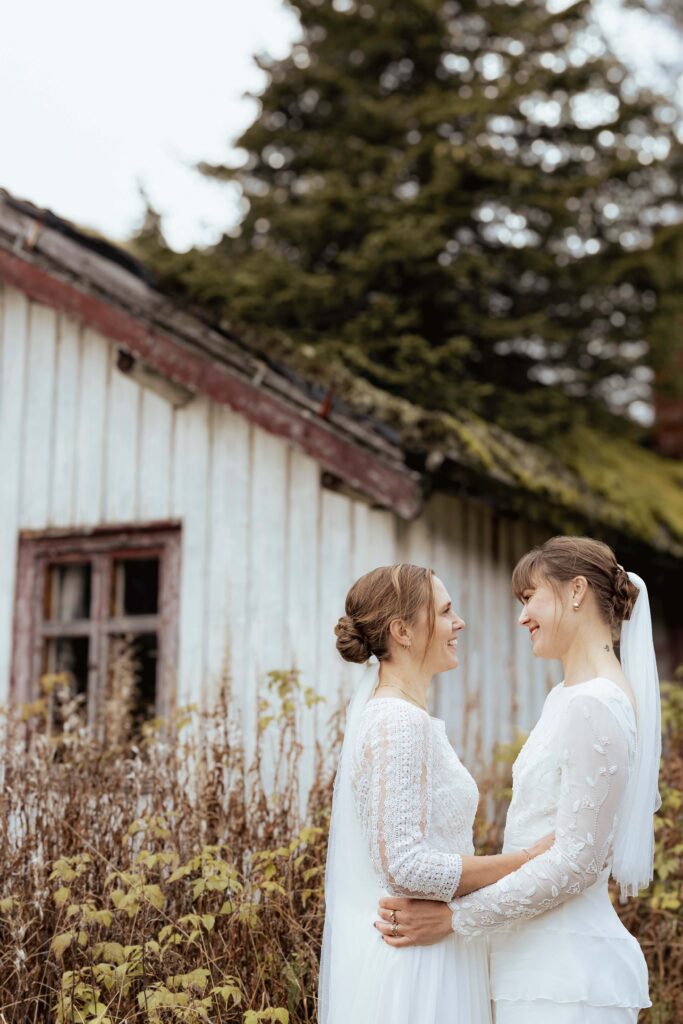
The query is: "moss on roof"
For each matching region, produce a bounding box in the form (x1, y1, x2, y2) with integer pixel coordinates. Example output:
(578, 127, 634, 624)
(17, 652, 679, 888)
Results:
(232, 323, 683, 555)
(334, 370, 683, 558)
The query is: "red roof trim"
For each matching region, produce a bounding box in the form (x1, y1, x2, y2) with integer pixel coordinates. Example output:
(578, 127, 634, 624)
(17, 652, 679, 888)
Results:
(0, 247, 421, 518)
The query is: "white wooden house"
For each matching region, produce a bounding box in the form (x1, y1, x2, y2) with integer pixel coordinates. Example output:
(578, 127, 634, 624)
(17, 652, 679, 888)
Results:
(1, 190, 681, 768)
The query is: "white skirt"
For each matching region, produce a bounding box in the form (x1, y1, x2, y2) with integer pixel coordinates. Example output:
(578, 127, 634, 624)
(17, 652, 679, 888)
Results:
(329, 929, 492, 1024)
(494, 1001, 638, 1023)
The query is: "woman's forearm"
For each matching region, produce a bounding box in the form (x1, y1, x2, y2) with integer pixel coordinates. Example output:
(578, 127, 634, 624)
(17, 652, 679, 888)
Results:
(455, 851, 527, 896)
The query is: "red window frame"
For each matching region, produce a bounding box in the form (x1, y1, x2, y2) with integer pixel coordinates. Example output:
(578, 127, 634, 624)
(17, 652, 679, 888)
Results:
(11, 523, 181, 730)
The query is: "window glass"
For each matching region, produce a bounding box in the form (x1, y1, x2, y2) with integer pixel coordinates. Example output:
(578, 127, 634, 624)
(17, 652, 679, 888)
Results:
(44, 636, 89, 697)
(46, 563, 91, 621)
(107, 632, 158, 732)
(112, 558, 159, 616)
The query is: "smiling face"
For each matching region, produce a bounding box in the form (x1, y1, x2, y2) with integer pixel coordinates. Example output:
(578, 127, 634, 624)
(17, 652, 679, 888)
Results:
(409, 575, 465, 675)
(518, 574, 576, 660)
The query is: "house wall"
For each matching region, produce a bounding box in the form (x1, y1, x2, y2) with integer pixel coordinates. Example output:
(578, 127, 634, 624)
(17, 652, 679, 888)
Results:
(0, 281, 561, 769)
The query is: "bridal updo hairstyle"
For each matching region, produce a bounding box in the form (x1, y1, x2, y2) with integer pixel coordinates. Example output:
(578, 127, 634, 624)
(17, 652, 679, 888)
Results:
(335, 563, 436, 664)
(512, 535, 639, 635)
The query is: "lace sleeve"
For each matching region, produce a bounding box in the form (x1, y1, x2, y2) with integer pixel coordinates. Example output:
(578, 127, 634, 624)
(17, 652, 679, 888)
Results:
(353, 702, 462, 900)
(449, 693, 631, 937)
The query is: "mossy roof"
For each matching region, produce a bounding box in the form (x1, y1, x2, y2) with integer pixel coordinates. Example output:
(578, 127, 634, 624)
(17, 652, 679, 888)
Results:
(332, 370, 683, 559)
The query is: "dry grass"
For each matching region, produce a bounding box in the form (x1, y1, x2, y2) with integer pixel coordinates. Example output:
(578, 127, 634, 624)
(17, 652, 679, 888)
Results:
(0, 655, 680, 1023)
(0, 662, 338, 1023)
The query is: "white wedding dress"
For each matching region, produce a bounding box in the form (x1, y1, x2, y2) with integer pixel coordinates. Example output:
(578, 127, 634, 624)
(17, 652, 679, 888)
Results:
(449, 677, 651, 1023)
(339, 695, 492, 1024)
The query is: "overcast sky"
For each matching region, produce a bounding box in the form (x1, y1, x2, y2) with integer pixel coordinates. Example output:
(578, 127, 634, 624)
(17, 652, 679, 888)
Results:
(2, 0, 681, 251)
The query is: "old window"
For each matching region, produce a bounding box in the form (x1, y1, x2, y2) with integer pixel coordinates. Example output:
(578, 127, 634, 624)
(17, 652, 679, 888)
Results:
(12, 525, 180, 739)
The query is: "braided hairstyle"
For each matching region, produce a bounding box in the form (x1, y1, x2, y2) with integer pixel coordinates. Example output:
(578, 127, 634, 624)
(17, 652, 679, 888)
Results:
(512, 536, 639, 636)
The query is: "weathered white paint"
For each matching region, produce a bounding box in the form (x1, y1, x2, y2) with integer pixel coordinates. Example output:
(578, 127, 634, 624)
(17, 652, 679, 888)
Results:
(0, 281, 562, 771)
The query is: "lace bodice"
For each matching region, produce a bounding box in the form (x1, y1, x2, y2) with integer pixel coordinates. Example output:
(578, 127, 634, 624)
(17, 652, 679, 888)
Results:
(351, 697, 479, 901)
(449, 678, 637, 937)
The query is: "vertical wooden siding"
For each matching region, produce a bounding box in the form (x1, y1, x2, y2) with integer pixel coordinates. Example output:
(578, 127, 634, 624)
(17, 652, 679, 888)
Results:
(0, 282, 560, 768)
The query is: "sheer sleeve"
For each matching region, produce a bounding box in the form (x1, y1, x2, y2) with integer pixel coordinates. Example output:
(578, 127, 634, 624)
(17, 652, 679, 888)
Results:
(352, 702, 462, 900)
(449, 694, 632, 937)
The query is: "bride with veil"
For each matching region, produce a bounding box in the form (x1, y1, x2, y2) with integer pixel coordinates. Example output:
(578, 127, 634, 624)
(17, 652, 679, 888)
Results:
(374, 538, 658, 1022)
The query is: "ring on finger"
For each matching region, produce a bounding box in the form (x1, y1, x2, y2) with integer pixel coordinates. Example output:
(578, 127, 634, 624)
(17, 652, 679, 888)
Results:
(391, 921, 399, 937)
(390, 910, 397, 925)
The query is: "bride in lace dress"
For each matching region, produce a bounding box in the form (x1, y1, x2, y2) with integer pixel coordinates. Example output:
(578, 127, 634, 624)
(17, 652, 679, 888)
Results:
(375, 537, 660, 1024)
(318, 563, 554, 1024)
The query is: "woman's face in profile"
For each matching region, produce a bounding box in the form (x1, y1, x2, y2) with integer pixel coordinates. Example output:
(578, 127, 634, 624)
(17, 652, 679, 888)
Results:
(416, 575, 465, 675)
(518, 575, 571, 659)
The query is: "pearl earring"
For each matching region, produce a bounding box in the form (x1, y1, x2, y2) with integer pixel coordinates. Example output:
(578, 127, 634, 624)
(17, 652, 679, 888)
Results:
(572, 600, 580, 610)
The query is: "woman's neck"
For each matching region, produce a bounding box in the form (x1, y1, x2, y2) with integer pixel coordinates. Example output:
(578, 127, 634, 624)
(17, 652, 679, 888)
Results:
(562, 626, 621, 686)
(377, 661, 431, 706)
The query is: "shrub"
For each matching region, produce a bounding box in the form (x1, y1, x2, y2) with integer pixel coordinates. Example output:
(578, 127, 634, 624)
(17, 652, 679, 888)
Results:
(0, 664, 679, 1022)
(0, 667, 337, 1023)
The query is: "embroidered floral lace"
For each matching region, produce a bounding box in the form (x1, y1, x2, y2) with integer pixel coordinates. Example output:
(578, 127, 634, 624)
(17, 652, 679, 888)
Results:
(448, 690, 635, 937)
(352, 698, 479, 900)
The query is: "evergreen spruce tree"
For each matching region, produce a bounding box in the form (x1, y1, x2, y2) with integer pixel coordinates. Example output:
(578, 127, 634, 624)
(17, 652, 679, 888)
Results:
(135, 0, 683, 440)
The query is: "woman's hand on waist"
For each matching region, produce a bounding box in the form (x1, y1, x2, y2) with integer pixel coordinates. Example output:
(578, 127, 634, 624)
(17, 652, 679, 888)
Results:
(374, 897, 453, 947)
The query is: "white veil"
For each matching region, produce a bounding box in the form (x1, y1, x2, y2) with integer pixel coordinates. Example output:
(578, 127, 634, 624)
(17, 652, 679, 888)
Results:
(318, 659, 382, 1024)
(612, 571, 662, 899)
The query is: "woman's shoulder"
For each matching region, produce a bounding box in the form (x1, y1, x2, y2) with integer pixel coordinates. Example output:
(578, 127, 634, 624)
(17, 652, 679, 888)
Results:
(356, 700, 430, 765)
(561, 679, 637, 749)
(361, 696, 432, 724)
(356, 697, 432, 746)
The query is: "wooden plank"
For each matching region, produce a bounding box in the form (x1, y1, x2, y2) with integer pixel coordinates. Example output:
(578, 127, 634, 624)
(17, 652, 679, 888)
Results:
(430, 494, 466, 749)
(285, 449, 323, 805)
(478, 504, 495, 759)
(246, 428, 290, 789)
(494, 515, 515, 748)
(50, 313, 82, 526)
(9, 537, 36, 705)
(204, 404, 247, 705)
(220, 413, 252, 718)
(203, 404, 232, 704)
(104, 356, 141, 523)
(247, 427, 289, 698)
(173, 398, 211, 707)
(366, 507, 397, 569)
(397, 505, 433, 569)
(158, 530, 181, 719)
(510, 517, 529, 731)
(138, 387, 173, 520)
(20, 303, 57, 528)
(19, 522, 180, 548)
(285, 450, 320, 684)
(0, 286, 29, 704)
(463, 499, 481, 766)
(74, 327, 110, 525)
(350, 502, 371, 581)
(318, 491, 354, 708)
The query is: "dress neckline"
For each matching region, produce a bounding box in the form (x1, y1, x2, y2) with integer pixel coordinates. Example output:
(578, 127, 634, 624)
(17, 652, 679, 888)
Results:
(366, 695, 445, 724)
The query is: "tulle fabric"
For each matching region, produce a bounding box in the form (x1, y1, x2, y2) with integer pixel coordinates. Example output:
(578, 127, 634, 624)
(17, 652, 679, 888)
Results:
(612, 572, 662, 898)
(327, 928, 491, 1024)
